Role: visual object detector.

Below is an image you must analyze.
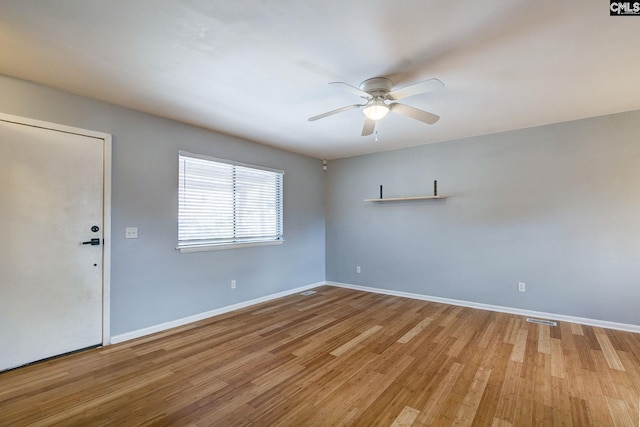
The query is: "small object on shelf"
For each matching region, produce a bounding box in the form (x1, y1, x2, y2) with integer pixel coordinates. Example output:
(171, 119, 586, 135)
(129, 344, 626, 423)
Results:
(380, 185, 383, 199)
(434, 180, 437, 196)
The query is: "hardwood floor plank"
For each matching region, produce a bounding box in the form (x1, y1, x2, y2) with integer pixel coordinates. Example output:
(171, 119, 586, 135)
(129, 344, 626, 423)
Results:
(492, 418, 513, 427)
(452, 366, 492, 425)
(538, 324, 552, 355)
(31, 369, 173, 426)
(569, 395, 595, 426)
(605, 396, 636, 426)
(353, 353, 415, 411)
(329, 325, 383, 356)
(390, 406, 420, 427)
(571, 323, 585, 336)
(581, 366, 616, 425)
(595, 330, 626, 371)
(416, 362, 465, 425)
(1, 285, 639, 426)
(574, 333, 598, 372)
(447, 315, 479, 358)
(477, 315, 500, 349)
(551, 376, 573, 425)
(551, 338, 567, 378)
(353, 381, 412, 426)
(493, 359, 523, 423)
(397, 317, 432, 344)
(503, 316, 524, 345)
(510, 328, 528, 363)
(475, 341, 514, 425)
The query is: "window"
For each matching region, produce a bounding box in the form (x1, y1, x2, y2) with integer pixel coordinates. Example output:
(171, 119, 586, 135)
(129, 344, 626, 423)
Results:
(177, 151, 283, 252)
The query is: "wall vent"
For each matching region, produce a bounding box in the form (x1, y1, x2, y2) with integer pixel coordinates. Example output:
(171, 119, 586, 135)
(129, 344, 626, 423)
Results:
(526, 317, 557, 327)
(300, 290, 317, 296)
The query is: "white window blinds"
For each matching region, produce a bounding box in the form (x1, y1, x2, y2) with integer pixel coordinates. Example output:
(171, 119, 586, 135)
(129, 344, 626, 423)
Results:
(178, 151, 283, 249)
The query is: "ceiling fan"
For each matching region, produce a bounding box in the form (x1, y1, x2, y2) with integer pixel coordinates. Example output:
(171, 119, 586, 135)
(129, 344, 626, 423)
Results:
(308, 77, 444, 136)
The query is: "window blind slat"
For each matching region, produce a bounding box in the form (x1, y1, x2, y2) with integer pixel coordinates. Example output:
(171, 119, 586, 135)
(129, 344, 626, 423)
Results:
(178, 153, 283, 247)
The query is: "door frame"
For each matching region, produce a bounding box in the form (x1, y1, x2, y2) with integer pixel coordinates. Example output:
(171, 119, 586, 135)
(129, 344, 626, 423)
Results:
(0, 112, 112, 346)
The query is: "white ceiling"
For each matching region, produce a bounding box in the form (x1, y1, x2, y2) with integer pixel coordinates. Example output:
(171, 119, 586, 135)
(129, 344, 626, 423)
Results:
(1, 1, 639, 159)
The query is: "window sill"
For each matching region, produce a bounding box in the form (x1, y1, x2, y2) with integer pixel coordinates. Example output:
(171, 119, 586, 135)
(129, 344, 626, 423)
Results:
(176, 240, 284, 253)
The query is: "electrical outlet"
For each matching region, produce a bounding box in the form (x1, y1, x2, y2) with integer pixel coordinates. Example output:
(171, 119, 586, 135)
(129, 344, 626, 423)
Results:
(518, 282, 526, 292)
(356, 266, 361, 274)
(231, 280, 236, 289)
(125, 227, 138, 239)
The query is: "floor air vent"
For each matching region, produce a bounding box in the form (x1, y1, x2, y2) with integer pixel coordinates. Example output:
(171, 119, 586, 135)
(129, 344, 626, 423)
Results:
(526, 317, 557, 327)
(300, 290, 317, 296)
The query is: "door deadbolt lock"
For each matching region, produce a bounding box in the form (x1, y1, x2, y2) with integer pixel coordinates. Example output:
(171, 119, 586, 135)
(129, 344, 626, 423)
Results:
(82, 238, 101, 246)
(91, 225, 99, 232)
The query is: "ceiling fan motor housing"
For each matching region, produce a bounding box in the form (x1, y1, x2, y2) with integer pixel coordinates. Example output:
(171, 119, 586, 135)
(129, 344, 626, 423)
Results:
(360, 77, 393, 97)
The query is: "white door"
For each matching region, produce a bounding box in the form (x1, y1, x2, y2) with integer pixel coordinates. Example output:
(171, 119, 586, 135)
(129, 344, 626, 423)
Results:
(0, 117, 105, 372)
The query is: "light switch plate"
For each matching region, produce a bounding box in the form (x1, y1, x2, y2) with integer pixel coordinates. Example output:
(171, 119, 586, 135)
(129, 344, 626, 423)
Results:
(125, 227, 138, 239)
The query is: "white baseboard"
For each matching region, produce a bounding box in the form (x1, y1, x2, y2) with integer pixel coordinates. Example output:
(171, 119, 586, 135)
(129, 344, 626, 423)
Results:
(111, 280, 639, 344)
(110, 282, 324, 344)
(326, 281, 640, 334)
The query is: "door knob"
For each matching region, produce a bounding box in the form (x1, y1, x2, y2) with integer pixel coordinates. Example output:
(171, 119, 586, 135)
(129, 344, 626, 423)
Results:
(82, 238, 101, 246)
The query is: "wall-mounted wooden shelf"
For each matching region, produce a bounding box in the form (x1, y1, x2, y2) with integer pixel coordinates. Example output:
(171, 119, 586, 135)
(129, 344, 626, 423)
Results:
(367, 181, 447, 202)
(364, 195, 448, 202)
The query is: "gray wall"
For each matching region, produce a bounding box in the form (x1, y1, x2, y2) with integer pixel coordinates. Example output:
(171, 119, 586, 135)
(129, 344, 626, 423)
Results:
(326, 110, 640, 326)
(0, 74, 326, 336)
(4, 71, 639, 332)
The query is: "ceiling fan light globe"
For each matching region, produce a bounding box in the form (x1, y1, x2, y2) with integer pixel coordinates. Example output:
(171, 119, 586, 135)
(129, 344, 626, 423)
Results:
(363, 102, 389, 121)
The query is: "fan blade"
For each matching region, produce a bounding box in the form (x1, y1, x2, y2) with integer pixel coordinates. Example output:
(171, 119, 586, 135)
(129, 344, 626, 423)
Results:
(387, 78, 444, 100)
(330, 82, 371, 99)
(362, 118, 376, 136)
(389, 103, 440, 125)
(308, 104, 361, 121)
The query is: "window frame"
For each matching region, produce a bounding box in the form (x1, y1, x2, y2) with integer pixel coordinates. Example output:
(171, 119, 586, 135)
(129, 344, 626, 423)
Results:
(176, 150, 284, 253)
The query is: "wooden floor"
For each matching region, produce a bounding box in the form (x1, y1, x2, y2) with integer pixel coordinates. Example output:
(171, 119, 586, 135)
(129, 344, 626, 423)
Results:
(1, 286, 639, 426)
